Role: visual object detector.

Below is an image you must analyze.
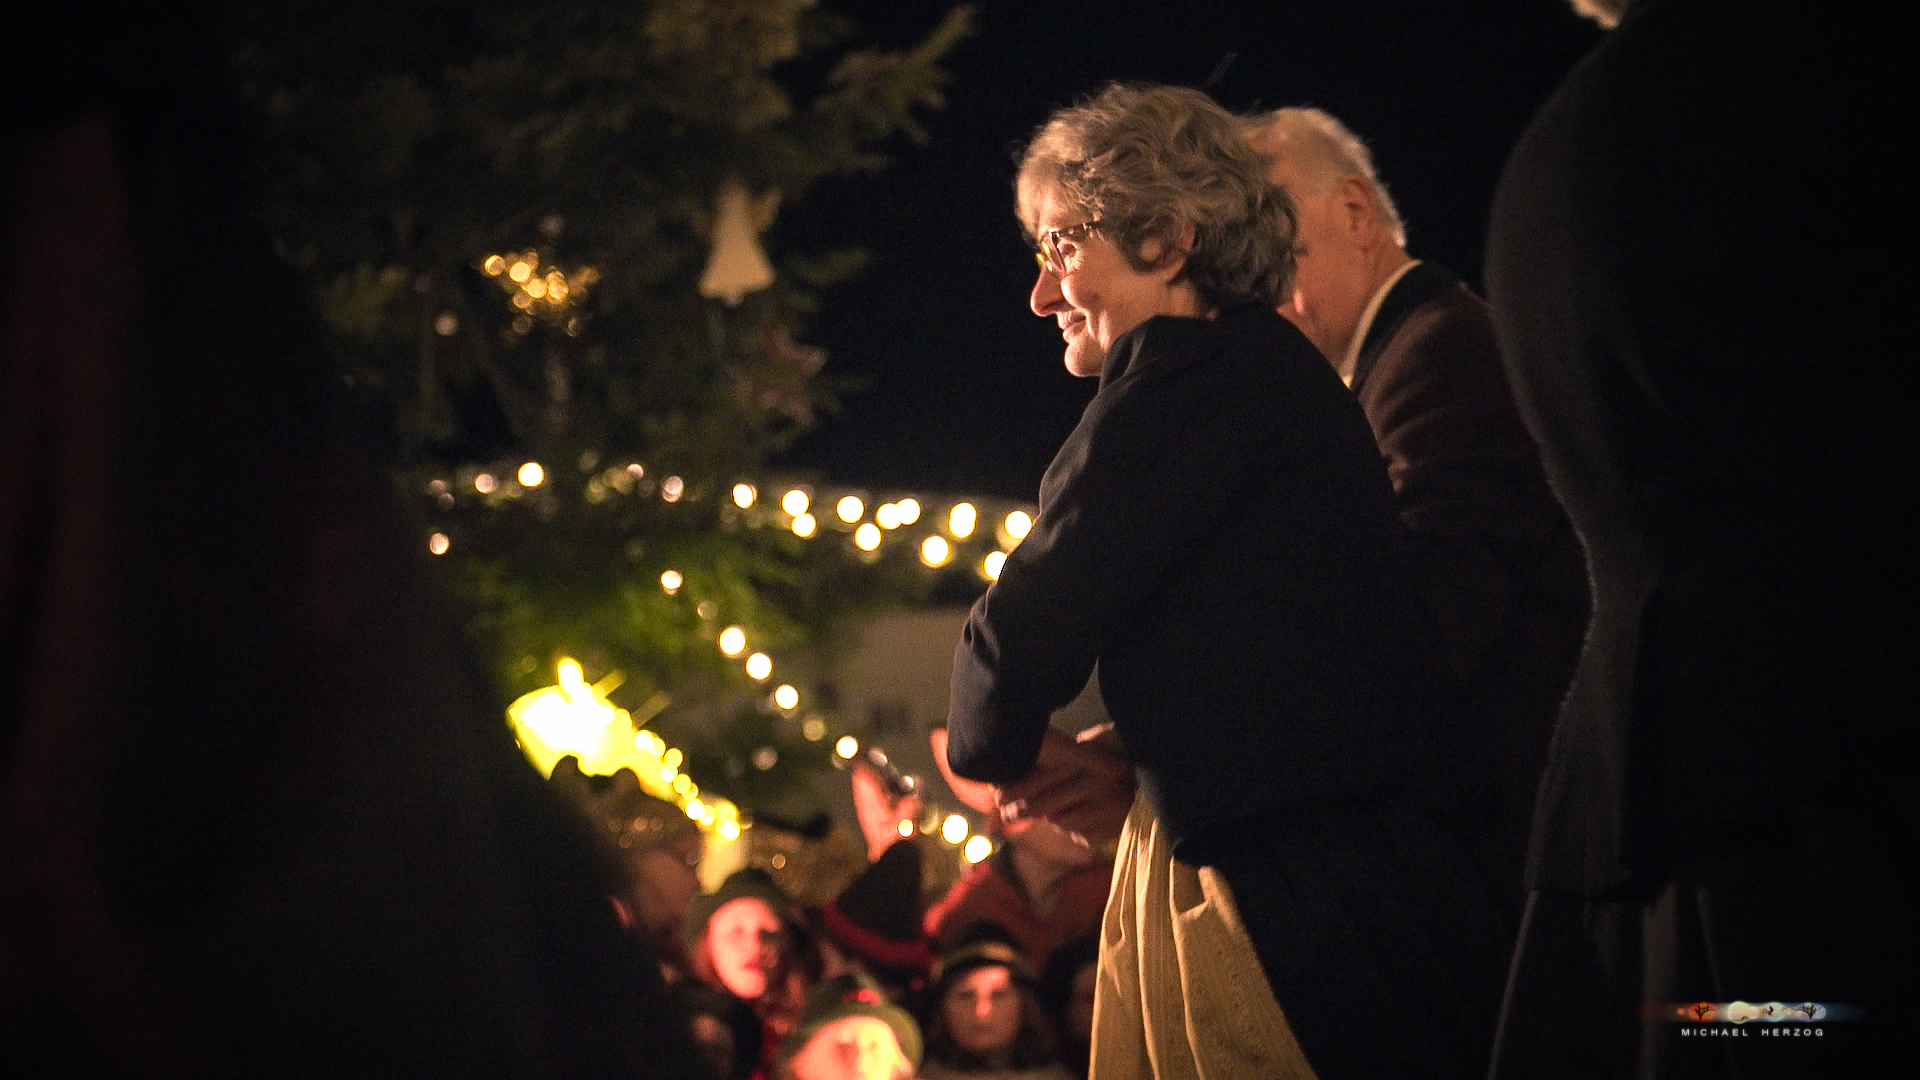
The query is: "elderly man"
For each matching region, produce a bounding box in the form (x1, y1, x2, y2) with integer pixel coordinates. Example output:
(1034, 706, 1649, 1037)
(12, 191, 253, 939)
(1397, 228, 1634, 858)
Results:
(1242, 108, 1587, 864)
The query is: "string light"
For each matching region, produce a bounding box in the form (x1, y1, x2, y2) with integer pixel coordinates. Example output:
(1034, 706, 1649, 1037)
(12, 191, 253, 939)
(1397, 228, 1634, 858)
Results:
(781, 488, 811, 515)
(834, 735, 859, 759)
(963, 835, 993, 863)
(948, 502, 976, 539)
(920, 535, 951, 567)
(836, 495, 865, 523)
(660, 569, 683, 594)
(1003, 510, 1032, 540)
(718, 626, 747, 656)
(772, 684, 800, 710)
(896, 498, 921, 525)
(983, 551, 1007, 580)
(941, 814, 969, 844)
(854, 523, 882, 551)
(428, 532, 451, 555)
(732, 483, 757, 509)
(792, 513, 817, 538)
(744, 652, 773, 680)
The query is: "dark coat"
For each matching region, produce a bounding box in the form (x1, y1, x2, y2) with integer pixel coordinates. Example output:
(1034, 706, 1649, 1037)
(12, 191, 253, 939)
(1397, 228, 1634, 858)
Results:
(1350, 264, 1588, 846)
(1485, 0, 1910, 896)
(945, 305, 1440, 861)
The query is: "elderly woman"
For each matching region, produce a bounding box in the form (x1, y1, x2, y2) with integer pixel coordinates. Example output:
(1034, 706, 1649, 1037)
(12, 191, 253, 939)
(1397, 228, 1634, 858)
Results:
(944, 84, 1515, 1079)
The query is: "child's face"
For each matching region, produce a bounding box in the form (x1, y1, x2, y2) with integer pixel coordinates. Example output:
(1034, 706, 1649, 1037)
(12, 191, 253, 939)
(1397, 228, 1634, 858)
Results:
(942, 965, 1021, 1057)
(787, 1017, 910, 1080)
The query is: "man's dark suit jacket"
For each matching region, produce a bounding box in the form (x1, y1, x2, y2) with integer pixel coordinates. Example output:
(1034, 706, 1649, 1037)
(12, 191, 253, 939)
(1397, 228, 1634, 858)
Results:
(1348, 264, 1587, 848)
(1486, 0, 1907, 897)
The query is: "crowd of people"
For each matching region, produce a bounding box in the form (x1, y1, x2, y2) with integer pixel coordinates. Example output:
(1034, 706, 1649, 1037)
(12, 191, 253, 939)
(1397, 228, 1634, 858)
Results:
(552, 751, 1103, 1080)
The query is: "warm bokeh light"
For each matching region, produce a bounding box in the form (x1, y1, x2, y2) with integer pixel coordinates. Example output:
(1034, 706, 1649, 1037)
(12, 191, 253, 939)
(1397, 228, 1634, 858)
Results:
(897, 820, 916, 838)
(854, 523, 882, 551)
(836, 495, 865, 523)
(517, 462, 545, 488)
(782, 488, 811, 516)
(802, 716, 827, 741)
(896, 498, 922, 524)
(876, 502, 903, 529)
(983, 551, 1007, 580)
(745, 652, 773, 680)
(835, 735, 859, 759)
(718, 626, 747, 656)
(661, 476, 685, 502)
(948, 502, 977, 539)
(920, 535, 952, 567)
(773, 684, 800, 710)
(941, 814, 969, 845)
(732, 483, 757, 509)
(1004, 510, 1033, 540)
(482, 254, 507, 276)
(963, 835, 993, 863)
(660, 569, 683, 594)
(792, 513, 817, 538)
(428, 532, 450, 555)
(474, 473, 498, 494)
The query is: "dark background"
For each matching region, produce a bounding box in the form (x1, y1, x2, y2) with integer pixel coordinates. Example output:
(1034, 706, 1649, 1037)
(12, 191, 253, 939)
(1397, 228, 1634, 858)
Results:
(772, 0, 1602, 500)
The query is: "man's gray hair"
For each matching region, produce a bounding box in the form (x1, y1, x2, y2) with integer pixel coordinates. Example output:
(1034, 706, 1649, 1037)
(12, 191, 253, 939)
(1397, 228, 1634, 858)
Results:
(1018, 83, 1297, 310)
(1242, 107, 1407, 249)
(1570, 0, 1632, 28)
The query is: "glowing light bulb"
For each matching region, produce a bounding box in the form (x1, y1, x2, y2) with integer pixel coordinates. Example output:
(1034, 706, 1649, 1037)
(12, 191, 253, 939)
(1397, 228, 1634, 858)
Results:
(718, 626, 747, 656)
(948, 502, 976, 539)
(919, 535, 951, 567)
(836, 495, 864, 523)
(941, 814, 969, 845)
(732, 483, 756, 509)
(1004, 510, 1033, 540)
(745, 652, 772, 680)
(772, 684, 800, 710)
(781, 488, 811, 516)
(834, 735, 859, 759)
(984, 551, 1007, 580)
(854, 523, 882, 551)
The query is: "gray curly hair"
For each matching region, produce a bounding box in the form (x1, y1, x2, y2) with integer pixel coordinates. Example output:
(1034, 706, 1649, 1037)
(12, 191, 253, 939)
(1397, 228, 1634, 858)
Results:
(1017, 83, 1296, 310)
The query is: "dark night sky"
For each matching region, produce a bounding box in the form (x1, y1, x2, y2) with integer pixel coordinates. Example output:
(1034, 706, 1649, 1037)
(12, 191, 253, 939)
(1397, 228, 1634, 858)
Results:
(771, 0, 1602, 501)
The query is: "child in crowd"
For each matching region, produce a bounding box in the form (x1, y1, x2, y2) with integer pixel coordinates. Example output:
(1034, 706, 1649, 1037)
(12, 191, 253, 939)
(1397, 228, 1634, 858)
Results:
(917, 929, 1074, 1080)
(775, 974, 923, 1080)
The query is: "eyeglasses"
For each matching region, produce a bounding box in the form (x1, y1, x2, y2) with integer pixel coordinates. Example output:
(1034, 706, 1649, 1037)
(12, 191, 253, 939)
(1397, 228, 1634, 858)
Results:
(1031, 220, 1105, 275)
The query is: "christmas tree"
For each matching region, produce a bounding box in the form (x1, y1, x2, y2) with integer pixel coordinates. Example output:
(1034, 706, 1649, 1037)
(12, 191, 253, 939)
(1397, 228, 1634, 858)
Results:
(221, 0, 987, 813)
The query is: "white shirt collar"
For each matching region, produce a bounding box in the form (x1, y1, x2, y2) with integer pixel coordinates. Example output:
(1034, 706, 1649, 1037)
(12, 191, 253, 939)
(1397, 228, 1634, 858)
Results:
(1337, 259, 1421, 386)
